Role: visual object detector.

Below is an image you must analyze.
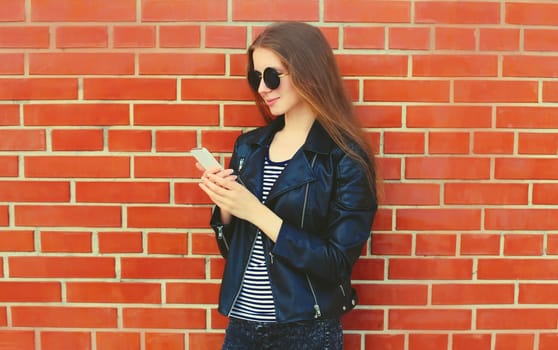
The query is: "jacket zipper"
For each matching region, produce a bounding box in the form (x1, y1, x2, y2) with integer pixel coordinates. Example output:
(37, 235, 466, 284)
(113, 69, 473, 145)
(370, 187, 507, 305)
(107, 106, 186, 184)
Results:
(217, 224, 229, 251)
(302, 154, 321, 319)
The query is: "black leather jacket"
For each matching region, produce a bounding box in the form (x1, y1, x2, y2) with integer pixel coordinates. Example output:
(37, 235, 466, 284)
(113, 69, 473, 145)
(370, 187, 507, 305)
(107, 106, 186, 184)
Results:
(210, 115, 377, 323)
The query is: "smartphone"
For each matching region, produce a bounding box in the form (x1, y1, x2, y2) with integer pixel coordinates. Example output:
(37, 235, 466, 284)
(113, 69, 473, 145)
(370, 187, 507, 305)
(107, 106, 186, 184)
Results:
(191, 147, 222, 170)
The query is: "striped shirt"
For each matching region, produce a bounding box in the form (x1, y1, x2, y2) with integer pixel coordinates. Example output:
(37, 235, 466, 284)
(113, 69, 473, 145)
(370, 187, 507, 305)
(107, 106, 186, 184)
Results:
(229, 154, 288, 322)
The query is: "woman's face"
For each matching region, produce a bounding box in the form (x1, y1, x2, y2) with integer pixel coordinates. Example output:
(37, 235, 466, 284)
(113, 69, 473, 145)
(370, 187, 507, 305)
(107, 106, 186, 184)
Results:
(251, 47, 306, 117)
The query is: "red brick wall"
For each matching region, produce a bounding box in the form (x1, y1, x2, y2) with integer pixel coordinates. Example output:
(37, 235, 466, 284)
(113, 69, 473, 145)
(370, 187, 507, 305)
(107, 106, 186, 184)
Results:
(1, 0, 558, 349)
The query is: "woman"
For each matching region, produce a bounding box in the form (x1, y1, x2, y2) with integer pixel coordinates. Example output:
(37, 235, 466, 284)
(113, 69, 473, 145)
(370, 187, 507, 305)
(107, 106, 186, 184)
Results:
(198, 21, 378, 350)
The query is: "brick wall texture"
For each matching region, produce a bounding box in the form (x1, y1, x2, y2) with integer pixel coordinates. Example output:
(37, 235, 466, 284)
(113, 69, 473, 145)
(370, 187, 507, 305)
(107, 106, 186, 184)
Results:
(1, 0, 558, 349)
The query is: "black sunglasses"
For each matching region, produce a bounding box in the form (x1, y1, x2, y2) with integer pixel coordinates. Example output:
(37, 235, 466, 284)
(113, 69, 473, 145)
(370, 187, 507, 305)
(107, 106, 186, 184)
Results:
(247, 67, 287, 91)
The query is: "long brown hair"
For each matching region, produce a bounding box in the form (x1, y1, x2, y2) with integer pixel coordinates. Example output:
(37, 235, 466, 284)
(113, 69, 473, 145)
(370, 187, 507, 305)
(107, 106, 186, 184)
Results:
(247, 21, 377, 196)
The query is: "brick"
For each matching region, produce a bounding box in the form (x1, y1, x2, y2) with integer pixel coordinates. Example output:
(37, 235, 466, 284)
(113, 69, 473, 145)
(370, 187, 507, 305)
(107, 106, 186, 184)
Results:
(356, 284, 427, 306)
(233, 0, 318, 21)
(497, 106, 558, 128)
(51, 129, 104, 151)
(166, 282, 220, 304)
(416, 1, 500, 24)
(473, 131, 514, 154)
(455, 80, 538, 103)
(31, 0, 136, 21)
(189, 334, 224, 350)
(478, 259, 558, 280)
(0, 53, 24, 74)
(477, 309, 558, 329)
(376, 157, 401, 180)
(525, 29, 558, 51)
(206, 25, 247, 49)
(435, 27, 476, 50)
(413, 55, 498, 77)
(67, 282, 161, 303)
(486, 209, 558, 230)
(460, 233, 500, 255)
(121, 257, 205, 279)
(0, 0, 25, 21)
(155, 130, 197, 152)
(428, 131, 469, 154)
(0, 282, 60, 302)
(352, 258, 384, 280)
(30, 53, 134, 75)
(0, 129, 45, 151)
(381, 183, 439, 206)
(56, 26, 107, 48)
(76, 182, 169, 203)
(389, 258, 473, 280)
(407, 105, 492, 128)
(519, 132, 558, 154)
(495, 158, 558, 180)
(12, 306, 117, 328)
(543, 81, 558, 102)
(389, 27, 430, 50)
(114, 25, 155, 48)
(0, 231, 34, 252)
(96, 332, 141, 350)
(229, 53, 250, 76)
(365, 334, 405, 350)
(364, 80, 450, 102)
(344, 26, 384, 49)
(134, 104, 219, 126)
(541, 334, 558, 350)
(389, 309, 471, 330)
(355, 105, 402, 128)
(41, 332, 91, 350)
(397, 209, 481, 231)
(0, 307, 5, 325)
(337, 55, 407, 77)
(409, 334, 447, 350)
(84, 78, 176, 100)
(190, 232, 219, 255)
(495, 334, 534, 350)
(108, 130, 152, 152)
(453, 334, 491, 350)
(15, 205, 121, 228)
(406, 157, 490, 180)
(432, 284, 514, 305)
(223, 104, 265, 127)
(98, 231, 143, 253)
(182, 78, 252, 101)
(25, 156, 130, 178)
(200, 130, 241, 152)
(416, 234, 456, 256)
(0, 26, 49, 48)
(134, 156, 194, 178)
(0, 105, 20, 125)
(371, 233, 412, 255)
(325, 0, 410, 23)
(0, 330, 35, 350)
(41, 231, 92, 253)
(140, 53, 225, 75)
(175, 183, 211, 205)
(24, 104, 129, 126)
(9, 256, 115, 278)
(147, 233, 188, 255)
(128, 207, 210, 229)
(0, 78, 78, 100)
(123, 308, 205, 329)
(142, 0, 227, 21)
(504, 234, 543, 256)
(445, 183, 528, 205)
(519, 284, 558, 304)
(159, 25, 200, 48)
(533, 184, 558, 204)
(503, 55, 558, 78)
(480, 28, 520, 51)
(341, 309, 384, 330)
(0, 206, 8, 227)
(506, 2, 558, 25)
(145, 333, 184, 350)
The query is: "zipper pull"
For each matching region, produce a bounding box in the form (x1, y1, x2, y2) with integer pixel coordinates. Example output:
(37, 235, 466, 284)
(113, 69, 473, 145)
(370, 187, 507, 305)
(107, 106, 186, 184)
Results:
(269, 251, 274, 264)
(217, 225, 224, 239)
(314, 304, 322, 318)
(238, 157, 245, 171)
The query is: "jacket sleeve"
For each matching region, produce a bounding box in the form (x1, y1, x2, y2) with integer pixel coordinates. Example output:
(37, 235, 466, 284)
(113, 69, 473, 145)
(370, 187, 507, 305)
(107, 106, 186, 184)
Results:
(270, 151, 377, 284)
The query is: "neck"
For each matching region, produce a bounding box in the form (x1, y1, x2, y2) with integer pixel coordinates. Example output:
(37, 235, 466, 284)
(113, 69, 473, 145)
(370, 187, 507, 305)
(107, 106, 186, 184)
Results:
(283, 104, 316, 136)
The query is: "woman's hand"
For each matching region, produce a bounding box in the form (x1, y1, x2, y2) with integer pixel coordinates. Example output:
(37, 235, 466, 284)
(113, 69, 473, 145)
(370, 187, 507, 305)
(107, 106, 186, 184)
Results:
(196, 162, 237, 224)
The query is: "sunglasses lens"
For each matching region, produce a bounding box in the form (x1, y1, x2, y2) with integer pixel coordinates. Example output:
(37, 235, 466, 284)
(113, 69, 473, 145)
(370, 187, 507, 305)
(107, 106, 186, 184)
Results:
(247, 70, 261, 91)
(263, 68, 281, 90)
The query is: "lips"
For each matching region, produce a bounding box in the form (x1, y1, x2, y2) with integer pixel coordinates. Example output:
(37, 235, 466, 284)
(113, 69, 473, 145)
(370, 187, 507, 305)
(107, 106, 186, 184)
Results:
(266, 97, 279, 106)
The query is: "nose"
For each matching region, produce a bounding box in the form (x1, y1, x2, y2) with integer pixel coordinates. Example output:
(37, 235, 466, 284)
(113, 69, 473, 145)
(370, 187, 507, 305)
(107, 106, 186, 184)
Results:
(257, 78, 270, 94)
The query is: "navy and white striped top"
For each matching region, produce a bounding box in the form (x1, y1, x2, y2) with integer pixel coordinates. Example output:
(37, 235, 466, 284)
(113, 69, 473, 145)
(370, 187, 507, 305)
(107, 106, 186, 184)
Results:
(229, 154, 288, 322)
